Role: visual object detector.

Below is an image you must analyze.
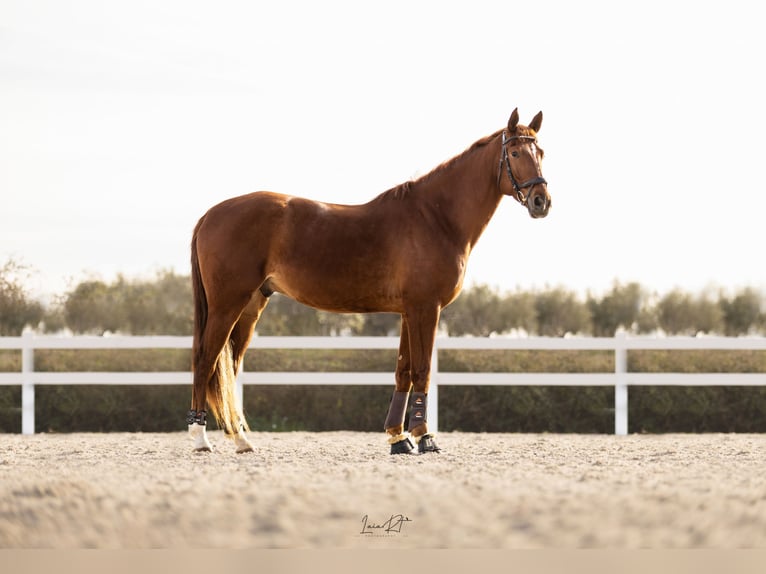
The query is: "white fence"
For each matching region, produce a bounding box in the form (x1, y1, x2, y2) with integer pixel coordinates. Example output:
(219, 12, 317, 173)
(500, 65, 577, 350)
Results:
(2, 333, 766, 435)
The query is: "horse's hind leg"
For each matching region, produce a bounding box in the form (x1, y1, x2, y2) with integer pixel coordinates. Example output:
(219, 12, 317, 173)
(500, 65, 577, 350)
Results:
(190, 308, 243, 452)
(227, 291, 270, 453)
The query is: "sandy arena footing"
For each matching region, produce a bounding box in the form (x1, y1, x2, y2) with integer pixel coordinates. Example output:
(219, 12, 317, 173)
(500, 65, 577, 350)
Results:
(1, 432, 764, 548)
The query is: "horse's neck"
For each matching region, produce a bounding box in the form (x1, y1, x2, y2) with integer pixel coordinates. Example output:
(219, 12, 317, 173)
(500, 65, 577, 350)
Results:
(414, 136, 503, 250)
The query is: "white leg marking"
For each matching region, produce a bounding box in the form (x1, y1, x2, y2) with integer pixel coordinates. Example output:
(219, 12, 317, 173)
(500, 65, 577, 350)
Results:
(233, 426, 254, 453)
(189, 423, 213, 452)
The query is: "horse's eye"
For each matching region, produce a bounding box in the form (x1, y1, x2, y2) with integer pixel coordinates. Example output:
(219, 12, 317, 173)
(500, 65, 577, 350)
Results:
(511, 151, 519, 158)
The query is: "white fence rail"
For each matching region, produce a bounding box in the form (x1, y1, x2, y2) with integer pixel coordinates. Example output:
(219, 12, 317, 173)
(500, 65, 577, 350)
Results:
(2, 333, 766, 435)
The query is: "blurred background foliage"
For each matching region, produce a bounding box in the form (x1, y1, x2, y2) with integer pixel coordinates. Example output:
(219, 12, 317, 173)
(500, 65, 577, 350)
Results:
(3, 256, 765, 337)
(1, 257, 766, 433)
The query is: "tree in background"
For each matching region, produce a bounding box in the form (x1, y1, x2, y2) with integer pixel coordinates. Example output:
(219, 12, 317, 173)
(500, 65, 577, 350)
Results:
(121, 271, 192, 335)
(353, 313, 400, 336)
(442, 285, 539, 336)
(60, 271, 192, 335)
(720, 287, 764, 336)
(534, 287, 591, 336)
(254, 294, 363, 336)
(62, 278, 124, 334)
(0, 259, 44, 335)
(3, 263, 766, 337)
(657, 289, 723, 335)
(441, 284, 508, 336)
(588, 281, 656, 336)
(502, 290, 538, 334)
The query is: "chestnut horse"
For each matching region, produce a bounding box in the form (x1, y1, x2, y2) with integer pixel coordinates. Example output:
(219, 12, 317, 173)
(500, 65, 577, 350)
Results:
(188, 109, 550, 454)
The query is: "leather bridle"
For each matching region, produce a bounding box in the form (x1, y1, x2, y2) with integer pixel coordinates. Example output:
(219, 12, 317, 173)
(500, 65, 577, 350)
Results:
(497, 131, 547, 206)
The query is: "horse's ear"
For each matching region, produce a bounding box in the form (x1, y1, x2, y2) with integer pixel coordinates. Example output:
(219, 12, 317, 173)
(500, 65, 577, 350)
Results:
(507, 108, 520, 131)
(528, 111, 543, 133)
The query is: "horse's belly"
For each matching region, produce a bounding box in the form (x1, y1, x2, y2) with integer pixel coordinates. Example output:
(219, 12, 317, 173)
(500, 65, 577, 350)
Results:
(267, 263, 404, 314)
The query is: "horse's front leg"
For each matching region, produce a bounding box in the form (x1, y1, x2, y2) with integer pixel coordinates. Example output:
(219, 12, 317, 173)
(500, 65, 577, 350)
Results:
(404, 305, 441, 454)
(385, 308, 441, 454)
(385, 316, 414, 454)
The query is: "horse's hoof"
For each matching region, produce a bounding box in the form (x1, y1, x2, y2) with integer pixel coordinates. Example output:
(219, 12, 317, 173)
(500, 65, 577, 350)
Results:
(417, 434, 441, 453)
(234, 435, 254, 454)
(390, 437, 415, 455)
(194, 446, 212, 453)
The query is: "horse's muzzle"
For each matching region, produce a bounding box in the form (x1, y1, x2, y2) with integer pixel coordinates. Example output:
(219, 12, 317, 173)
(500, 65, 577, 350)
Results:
(527, 188, 551, 219)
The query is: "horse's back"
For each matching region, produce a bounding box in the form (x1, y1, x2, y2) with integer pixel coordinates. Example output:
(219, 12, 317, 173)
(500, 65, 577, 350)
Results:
(200, 191, 291, 224)
(195, 189, 465, 313)
(195, 191, 402, 308)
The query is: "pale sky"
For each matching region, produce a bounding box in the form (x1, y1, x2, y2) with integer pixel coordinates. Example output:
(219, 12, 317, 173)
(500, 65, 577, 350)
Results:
(2, 1, 765, 302)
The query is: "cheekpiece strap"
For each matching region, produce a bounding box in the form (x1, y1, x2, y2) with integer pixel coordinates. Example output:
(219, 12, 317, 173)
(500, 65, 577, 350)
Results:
(497, 130, 546, 204)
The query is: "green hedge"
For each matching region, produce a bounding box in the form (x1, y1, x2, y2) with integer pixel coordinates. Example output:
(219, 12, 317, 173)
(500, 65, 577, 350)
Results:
(1, 349, 765, 433)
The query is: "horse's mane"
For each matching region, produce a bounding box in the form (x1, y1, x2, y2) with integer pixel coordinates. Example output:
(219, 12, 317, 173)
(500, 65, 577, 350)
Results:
(375, 129, 503, 202)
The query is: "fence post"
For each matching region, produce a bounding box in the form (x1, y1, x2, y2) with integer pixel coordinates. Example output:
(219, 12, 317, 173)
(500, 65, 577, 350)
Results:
(429, 342, 439, 434)
(614, 331, 628, 435)
(21, 330, 35, 435)
(235, 368, 245, 413)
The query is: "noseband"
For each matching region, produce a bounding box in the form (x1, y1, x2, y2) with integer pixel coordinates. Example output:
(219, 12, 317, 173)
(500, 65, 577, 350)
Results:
(497, 131, 547, 206)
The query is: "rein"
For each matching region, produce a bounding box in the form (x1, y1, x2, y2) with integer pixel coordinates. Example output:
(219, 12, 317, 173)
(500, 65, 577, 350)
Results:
(497, 131, 547, 205)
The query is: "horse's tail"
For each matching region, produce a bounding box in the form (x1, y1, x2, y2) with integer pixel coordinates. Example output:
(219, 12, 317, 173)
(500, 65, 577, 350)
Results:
(210, 340, 245, 434)
(190, 219, 208, 387)
(191, 218, 247, 435)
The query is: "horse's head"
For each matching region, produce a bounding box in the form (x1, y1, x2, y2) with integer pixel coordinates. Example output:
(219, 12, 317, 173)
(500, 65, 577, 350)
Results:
(499, 108, 551, 219)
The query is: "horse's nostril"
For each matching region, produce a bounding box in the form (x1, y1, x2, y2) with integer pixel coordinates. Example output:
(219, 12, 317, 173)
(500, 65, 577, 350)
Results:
(533, 195, 545, 209)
